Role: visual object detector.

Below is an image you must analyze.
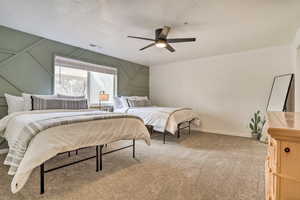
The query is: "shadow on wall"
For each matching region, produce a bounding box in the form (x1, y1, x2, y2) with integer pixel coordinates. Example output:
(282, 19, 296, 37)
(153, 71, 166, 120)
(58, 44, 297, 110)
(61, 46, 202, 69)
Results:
(193, 112, 251, 137)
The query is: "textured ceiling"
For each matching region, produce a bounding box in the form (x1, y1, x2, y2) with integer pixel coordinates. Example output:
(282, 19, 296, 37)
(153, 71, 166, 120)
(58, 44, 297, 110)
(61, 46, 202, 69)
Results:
(1, 0, 300, 66)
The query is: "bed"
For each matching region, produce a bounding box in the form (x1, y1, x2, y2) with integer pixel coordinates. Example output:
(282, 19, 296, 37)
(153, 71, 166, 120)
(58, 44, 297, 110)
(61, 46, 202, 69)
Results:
(0, 109, 150, 194)
(114, 96, 200, 143)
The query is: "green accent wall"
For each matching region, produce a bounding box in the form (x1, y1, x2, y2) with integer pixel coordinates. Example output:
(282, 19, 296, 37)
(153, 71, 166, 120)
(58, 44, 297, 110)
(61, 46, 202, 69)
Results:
(0, 25, 149, 118)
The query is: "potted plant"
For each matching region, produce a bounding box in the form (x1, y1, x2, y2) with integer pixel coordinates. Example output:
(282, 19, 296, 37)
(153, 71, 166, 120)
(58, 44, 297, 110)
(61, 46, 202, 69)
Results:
(249, 110, 266, 140)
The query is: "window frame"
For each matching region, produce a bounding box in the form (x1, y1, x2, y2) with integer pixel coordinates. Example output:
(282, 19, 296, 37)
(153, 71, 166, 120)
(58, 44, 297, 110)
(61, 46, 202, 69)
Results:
(53, 55, 118, 105)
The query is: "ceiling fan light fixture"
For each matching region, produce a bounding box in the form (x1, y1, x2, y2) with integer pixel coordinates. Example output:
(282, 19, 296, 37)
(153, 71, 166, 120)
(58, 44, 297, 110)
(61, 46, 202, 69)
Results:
(128, 26, 196, 52)
(155, 40, 167, 48)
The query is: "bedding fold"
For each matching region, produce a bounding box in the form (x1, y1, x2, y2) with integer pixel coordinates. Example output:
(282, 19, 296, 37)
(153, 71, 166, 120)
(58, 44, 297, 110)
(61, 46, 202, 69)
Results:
(124, 107, 200, 134)
(4, 111, 143, 175)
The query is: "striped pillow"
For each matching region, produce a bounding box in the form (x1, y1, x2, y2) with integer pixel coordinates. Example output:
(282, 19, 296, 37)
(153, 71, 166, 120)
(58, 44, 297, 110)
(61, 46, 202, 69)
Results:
(127, 99, 152, 107)
(32, 96, 88, 110)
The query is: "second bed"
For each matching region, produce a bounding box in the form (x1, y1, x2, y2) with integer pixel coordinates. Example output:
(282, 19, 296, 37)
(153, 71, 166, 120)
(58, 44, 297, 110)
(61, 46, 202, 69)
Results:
(114, 97, 200, 143)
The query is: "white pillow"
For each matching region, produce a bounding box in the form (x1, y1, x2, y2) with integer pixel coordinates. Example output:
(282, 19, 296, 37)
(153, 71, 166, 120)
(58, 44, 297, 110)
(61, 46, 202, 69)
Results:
(113, 97, 123, 109)
(22, 93, 57, 111)
(120, 96, 129, 108)
(4, 94, 25, 114)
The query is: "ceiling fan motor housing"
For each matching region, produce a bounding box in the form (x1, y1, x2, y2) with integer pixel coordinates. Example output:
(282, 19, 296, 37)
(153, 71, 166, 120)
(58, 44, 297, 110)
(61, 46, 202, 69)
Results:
(155, 28, 164, 40)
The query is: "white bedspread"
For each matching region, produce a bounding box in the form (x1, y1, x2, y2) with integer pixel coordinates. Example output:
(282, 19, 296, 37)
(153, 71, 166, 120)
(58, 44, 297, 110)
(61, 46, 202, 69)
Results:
(115, 107, 200, 134)
(0, 110, 150, 193)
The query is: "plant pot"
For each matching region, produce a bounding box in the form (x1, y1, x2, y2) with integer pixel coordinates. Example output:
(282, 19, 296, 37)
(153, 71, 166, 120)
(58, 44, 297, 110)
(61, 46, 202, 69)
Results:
(251, 133, 260, 140)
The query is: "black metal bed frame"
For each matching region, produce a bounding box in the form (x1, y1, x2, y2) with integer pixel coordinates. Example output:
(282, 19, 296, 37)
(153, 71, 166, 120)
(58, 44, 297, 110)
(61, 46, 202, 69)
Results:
(148, 119, 194, 144)
(39, 139, 135, 194)
(39, 119, 193, 193)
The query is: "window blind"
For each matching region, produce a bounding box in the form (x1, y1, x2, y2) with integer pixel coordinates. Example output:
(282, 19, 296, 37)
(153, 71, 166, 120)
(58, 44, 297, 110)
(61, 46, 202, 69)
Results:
(55, 56, 117, 75)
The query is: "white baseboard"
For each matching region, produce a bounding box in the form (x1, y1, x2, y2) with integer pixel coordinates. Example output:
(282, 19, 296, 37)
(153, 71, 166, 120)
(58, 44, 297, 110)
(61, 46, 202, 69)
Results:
(0, 148, 8, 154)
(191, 127, 251, 138)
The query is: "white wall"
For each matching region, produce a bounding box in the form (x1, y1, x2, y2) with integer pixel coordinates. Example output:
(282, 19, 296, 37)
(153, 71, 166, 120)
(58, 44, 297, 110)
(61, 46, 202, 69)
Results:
(150, 45, 294, 137)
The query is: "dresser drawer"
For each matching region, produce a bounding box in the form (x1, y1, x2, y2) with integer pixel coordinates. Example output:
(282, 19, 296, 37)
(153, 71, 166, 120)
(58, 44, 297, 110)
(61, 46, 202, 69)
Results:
(280, 141, 300, 180)
(268, 137, 277, 171)
(279, 178, 300, 200)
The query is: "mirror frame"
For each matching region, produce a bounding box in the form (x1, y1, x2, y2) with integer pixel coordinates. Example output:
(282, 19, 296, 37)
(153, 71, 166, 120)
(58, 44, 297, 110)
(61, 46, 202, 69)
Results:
(266, 73, 294, 112)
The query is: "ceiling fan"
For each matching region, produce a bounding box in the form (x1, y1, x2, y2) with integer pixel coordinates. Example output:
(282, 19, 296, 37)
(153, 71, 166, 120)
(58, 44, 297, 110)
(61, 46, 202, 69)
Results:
(128, 26, 196, 52)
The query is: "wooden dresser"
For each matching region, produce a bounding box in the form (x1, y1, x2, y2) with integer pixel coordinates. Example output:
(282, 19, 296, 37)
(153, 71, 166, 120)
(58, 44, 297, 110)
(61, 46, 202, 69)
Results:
(266, 112, 300, 200)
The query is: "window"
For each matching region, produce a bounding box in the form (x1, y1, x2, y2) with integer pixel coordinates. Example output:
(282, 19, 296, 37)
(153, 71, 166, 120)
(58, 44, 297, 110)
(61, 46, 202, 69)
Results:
(55, 67, 88, 97)
(89, 72, 115, 105)
(54, 56, 117, 105)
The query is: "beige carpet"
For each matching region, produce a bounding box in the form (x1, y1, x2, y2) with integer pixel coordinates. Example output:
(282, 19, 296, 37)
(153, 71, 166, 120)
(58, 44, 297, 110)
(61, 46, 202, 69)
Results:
(0, 131, 266, 200)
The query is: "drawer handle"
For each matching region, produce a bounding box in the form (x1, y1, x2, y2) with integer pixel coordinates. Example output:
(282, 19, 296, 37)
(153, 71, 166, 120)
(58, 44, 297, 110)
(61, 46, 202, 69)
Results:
(284, 147, 290, 153)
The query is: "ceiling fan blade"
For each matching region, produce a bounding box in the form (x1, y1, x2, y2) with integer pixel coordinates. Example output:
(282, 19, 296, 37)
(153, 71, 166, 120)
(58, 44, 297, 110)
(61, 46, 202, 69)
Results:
(128, 36, 155, 41)
(159, 26, 171, 39)
(140, 43, 156, 51)
(165, 43, 175, 52)
(167, 38, 196, 43)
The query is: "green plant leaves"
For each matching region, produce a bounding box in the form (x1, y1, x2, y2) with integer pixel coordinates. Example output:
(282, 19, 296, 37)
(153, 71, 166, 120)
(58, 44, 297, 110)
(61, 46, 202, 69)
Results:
(250, 110, 266, 139)
(250, 123, 254, 130)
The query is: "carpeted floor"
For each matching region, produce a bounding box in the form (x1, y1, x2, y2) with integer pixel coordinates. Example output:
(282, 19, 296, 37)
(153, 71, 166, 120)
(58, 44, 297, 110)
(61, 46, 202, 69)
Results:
(0, 131, 266, 200)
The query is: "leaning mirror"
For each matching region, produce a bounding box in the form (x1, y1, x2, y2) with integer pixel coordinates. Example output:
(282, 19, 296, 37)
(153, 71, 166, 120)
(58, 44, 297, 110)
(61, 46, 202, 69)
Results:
(267, 74, 294, 112)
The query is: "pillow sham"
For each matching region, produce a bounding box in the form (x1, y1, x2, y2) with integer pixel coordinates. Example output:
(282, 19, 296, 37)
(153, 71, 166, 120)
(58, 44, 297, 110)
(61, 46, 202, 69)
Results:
(22, 93, 57, 111)
(4, 94, 25, 114)
(32, 96, 88, 110)
(120, 96, 148, 107)
(127, 99, 152, 107)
